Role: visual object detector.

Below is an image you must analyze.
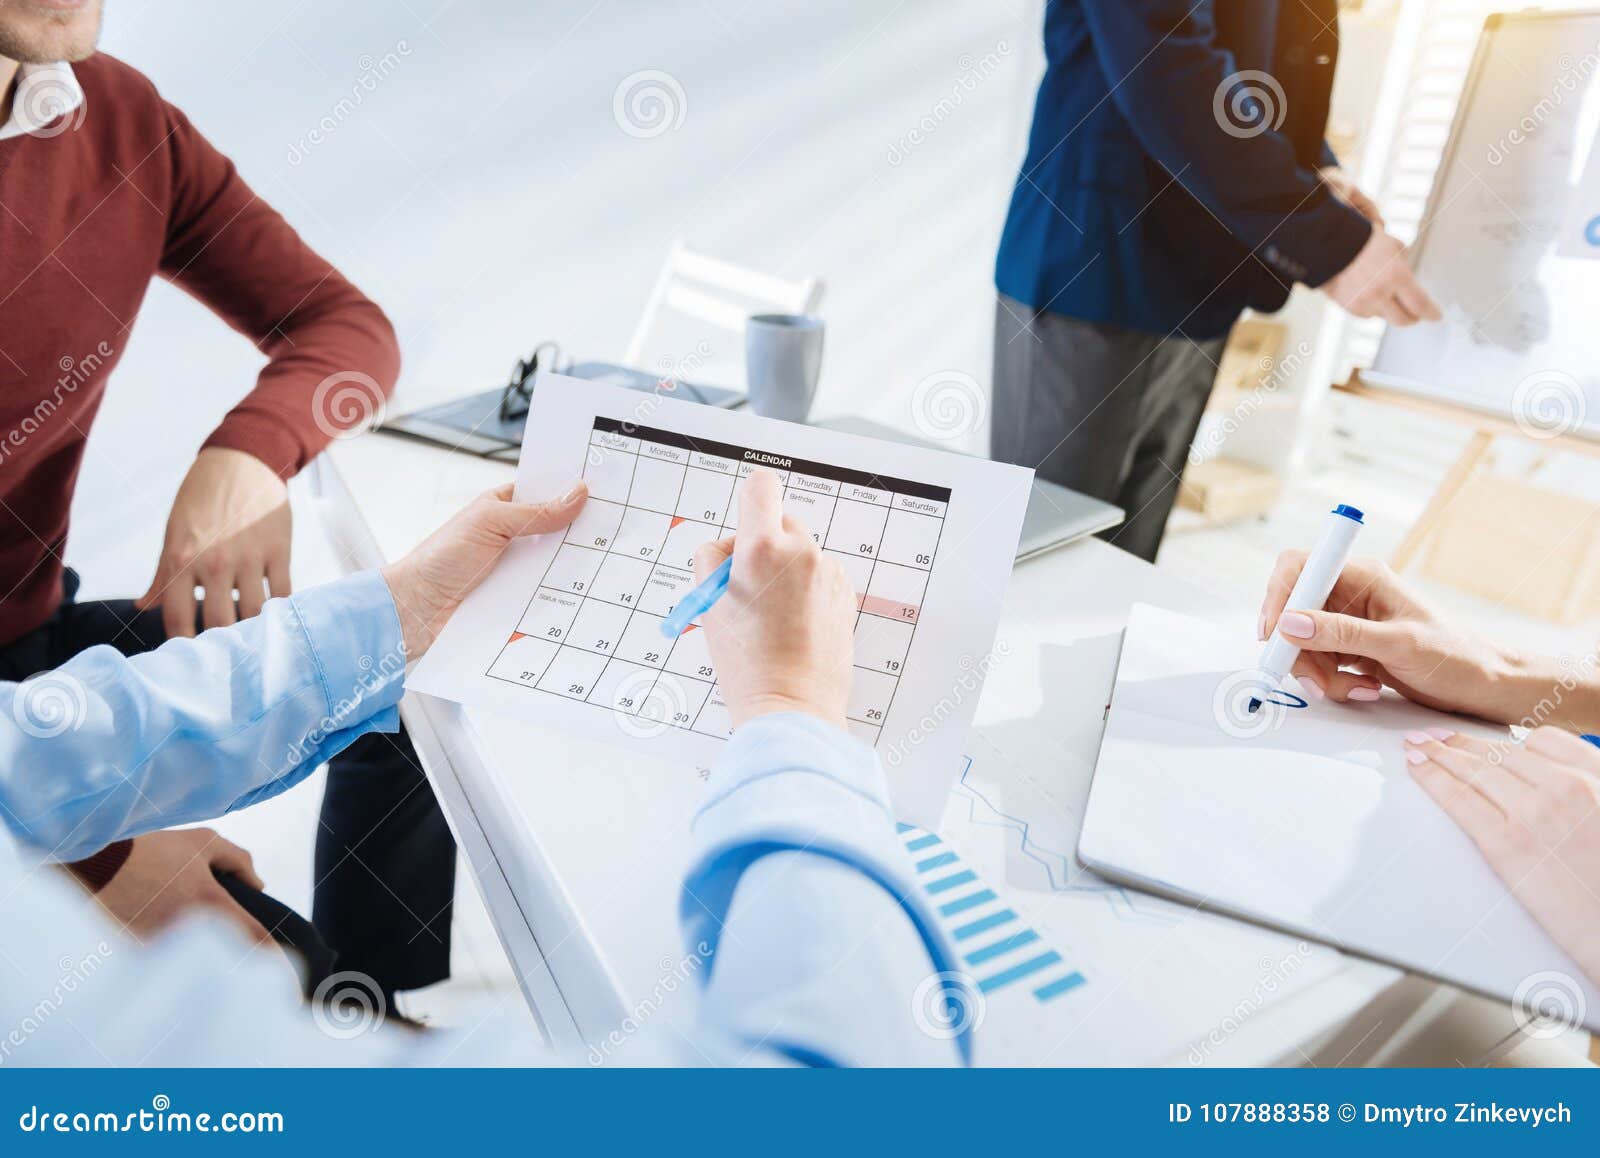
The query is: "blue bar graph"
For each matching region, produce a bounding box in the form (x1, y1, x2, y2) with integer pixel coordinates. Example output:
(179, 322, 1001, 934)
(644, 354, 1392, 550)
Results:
(900, 826, 1086, 1007)
(925, 869, 978, 894)
(1033, 972, 1087, 1001)
(952, 909, 1016, 941)
(978, 951, 1062, 994)
(938, 889, 996, 918)
(965, 929, 1040, 967)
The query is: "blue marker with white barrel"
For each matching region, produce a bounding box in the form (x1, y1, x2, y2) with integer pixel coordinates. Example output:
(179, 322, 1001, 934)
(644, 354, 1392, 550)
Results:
(1249, 504, 1365, 713)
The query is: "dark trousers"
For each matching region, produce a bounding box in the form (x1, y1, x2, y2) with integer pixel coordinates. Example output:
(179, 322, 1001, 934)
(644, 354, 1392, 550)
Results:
(0, 571, 455, 994)
(990, 295, 1229, 563)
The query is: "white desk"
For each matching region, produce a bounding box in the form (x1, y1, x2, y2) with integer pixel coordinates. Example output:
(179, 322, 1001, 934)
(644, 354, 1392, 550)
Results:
(312, 431, 1403, 1065)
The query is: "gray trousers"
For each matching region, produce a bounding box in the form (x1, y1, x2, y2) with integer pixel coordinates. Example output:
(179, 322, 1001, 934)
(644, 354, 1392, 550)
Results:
(990, 295, 1228, 563)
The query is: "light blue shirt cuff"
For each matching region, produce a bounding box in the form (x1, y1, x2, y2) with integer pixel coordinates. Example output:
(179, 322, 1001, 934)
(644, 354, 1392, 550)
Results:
(679, 712, 973, 1064)
(228, 569, 408, 811)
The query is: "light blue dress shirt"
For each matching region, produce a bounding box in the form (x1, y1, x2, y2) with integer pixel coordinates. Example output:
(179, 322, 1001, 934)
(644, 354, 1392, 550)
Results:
(0, 571, 967, 1066)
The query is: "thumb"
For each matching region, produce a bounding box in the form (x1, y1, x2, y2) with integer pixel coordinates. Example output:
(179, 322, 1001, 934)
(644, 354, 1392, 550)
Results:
(211, 890, 273, 945)
(1278, 608, 1408, 661)
(207, 839, 264, 891)
(485, 480, 588, 539)
(694, 536, 734, 584)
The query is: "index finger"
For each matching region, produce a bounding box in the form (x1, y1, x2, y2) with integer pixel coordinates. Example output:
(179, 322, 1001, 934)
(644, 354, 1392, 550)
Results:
(1259, 550, 1307, 640)
(1394, 269, 1442, 323)
(1524, 726, 1600, 773)
(1386, 292, 1421, 327)
(1375, 293, 1414, 327)
(1410, 760, 1504, 848)
(737, 469, 783, 539)
(694, 536, 734, 584)
(162, 576, 199, 639)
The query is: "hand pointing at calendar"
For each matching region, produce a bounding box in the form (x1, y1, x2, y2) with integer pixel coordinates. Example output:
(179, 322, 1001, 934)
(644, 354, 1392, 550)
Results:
(693, 470, 857, 729)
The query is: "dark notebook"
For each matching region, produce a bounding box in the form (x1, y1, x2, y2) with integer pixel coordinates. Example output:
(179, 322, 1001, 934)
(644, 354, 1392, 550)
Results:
(379, 360, 744, 460)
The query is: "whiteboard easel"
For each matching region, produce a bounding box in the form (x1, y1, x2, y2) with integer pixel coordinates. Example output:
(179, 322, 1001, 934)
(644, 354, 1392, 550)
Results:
(1366, 9, 1600, 434)
(1348, 9, 1600, 573)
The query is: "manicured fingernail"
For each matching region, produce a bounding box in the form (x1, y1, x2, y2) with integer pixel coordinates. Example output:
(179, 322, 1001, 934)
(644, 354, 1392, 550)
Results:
(1405, 730, 1432, 744)
(1278, 611, 1314, 639)
(1347, 687, 1381, 702)
(1256, 611, 1268, 641)
(1302, 681, 1324, 701)
(1425, 727, 1454, 742)
(1405, 749, 1428, 765)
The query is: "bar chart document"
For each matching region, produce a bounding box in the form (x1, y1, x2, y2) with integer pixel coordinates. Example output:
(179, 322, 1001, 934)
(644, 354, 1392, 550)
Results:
(409, 372, 1033, 825)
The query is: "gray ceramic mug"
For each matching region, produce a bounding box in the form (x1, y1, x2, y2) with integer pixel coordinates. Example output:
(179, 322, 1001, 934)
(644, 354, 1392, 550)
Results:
(745, 313, 824, 422)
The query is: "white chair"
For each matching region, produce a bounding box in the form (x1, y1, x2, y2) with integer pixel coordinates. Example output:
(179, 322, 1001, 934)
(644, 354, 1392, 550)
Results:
(624, 240, 823, 391)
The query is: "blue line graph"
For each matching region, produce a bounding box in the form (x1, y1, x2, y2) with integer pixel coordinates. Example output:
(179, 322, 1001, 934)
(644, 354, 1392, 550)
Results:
(950, 753, 1177, 926)
(898, 823, 1086, 1005)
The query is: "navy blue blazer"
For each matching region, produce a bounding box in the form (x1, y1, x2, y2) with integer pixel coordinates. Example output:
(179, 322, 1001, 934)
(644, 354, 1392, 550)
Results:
(995, 0, 1372, 339)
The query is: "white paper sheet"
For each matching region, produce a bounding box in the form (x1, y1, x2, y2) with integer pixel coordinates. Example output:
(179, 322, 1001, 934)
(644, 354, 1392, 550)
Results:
(409, 372, 1033, 826)
(1080, 604, 1600, 1030)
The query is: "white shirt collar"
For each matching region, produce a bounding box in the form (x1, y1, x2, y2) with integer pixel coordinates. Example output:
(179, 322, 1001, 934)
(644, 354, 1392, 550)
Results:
(0, 61, 84, 141)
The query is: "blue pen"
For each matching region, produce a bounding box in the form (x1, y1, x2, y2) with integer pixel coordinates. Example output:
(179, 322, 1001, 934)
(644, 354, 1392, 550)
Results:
(660, 555, 733, 638)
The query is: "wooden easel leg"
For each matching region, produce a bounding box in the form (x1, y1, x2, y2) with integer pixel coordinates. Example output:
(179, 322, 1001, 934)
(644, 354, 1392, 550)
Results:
(1391, 429, 1495, 572)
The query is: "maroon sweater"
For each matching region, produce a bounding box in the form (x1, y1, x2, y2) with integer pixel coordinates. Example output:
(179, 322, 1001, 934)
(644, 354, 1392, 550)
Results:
(0, 53, 400, 646)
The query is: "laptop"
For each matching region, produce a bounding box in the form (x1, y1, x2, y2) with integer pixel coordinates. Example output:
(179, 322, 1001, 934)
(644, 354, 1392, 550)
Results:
(815, 416, 1123, 561)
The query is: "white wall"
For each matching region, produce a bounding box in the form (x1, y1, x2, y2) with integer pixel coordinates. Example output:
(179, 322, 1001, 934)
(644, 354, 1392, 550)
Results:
(73, 0, 1041, 596)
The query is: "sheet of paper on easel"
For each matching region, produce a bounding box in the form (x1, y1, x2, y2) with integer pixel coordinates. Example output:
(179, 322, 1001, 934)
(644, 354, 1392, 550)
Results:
(1079, 603, 1600, 1028)
(408, 372, 1033, 827)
